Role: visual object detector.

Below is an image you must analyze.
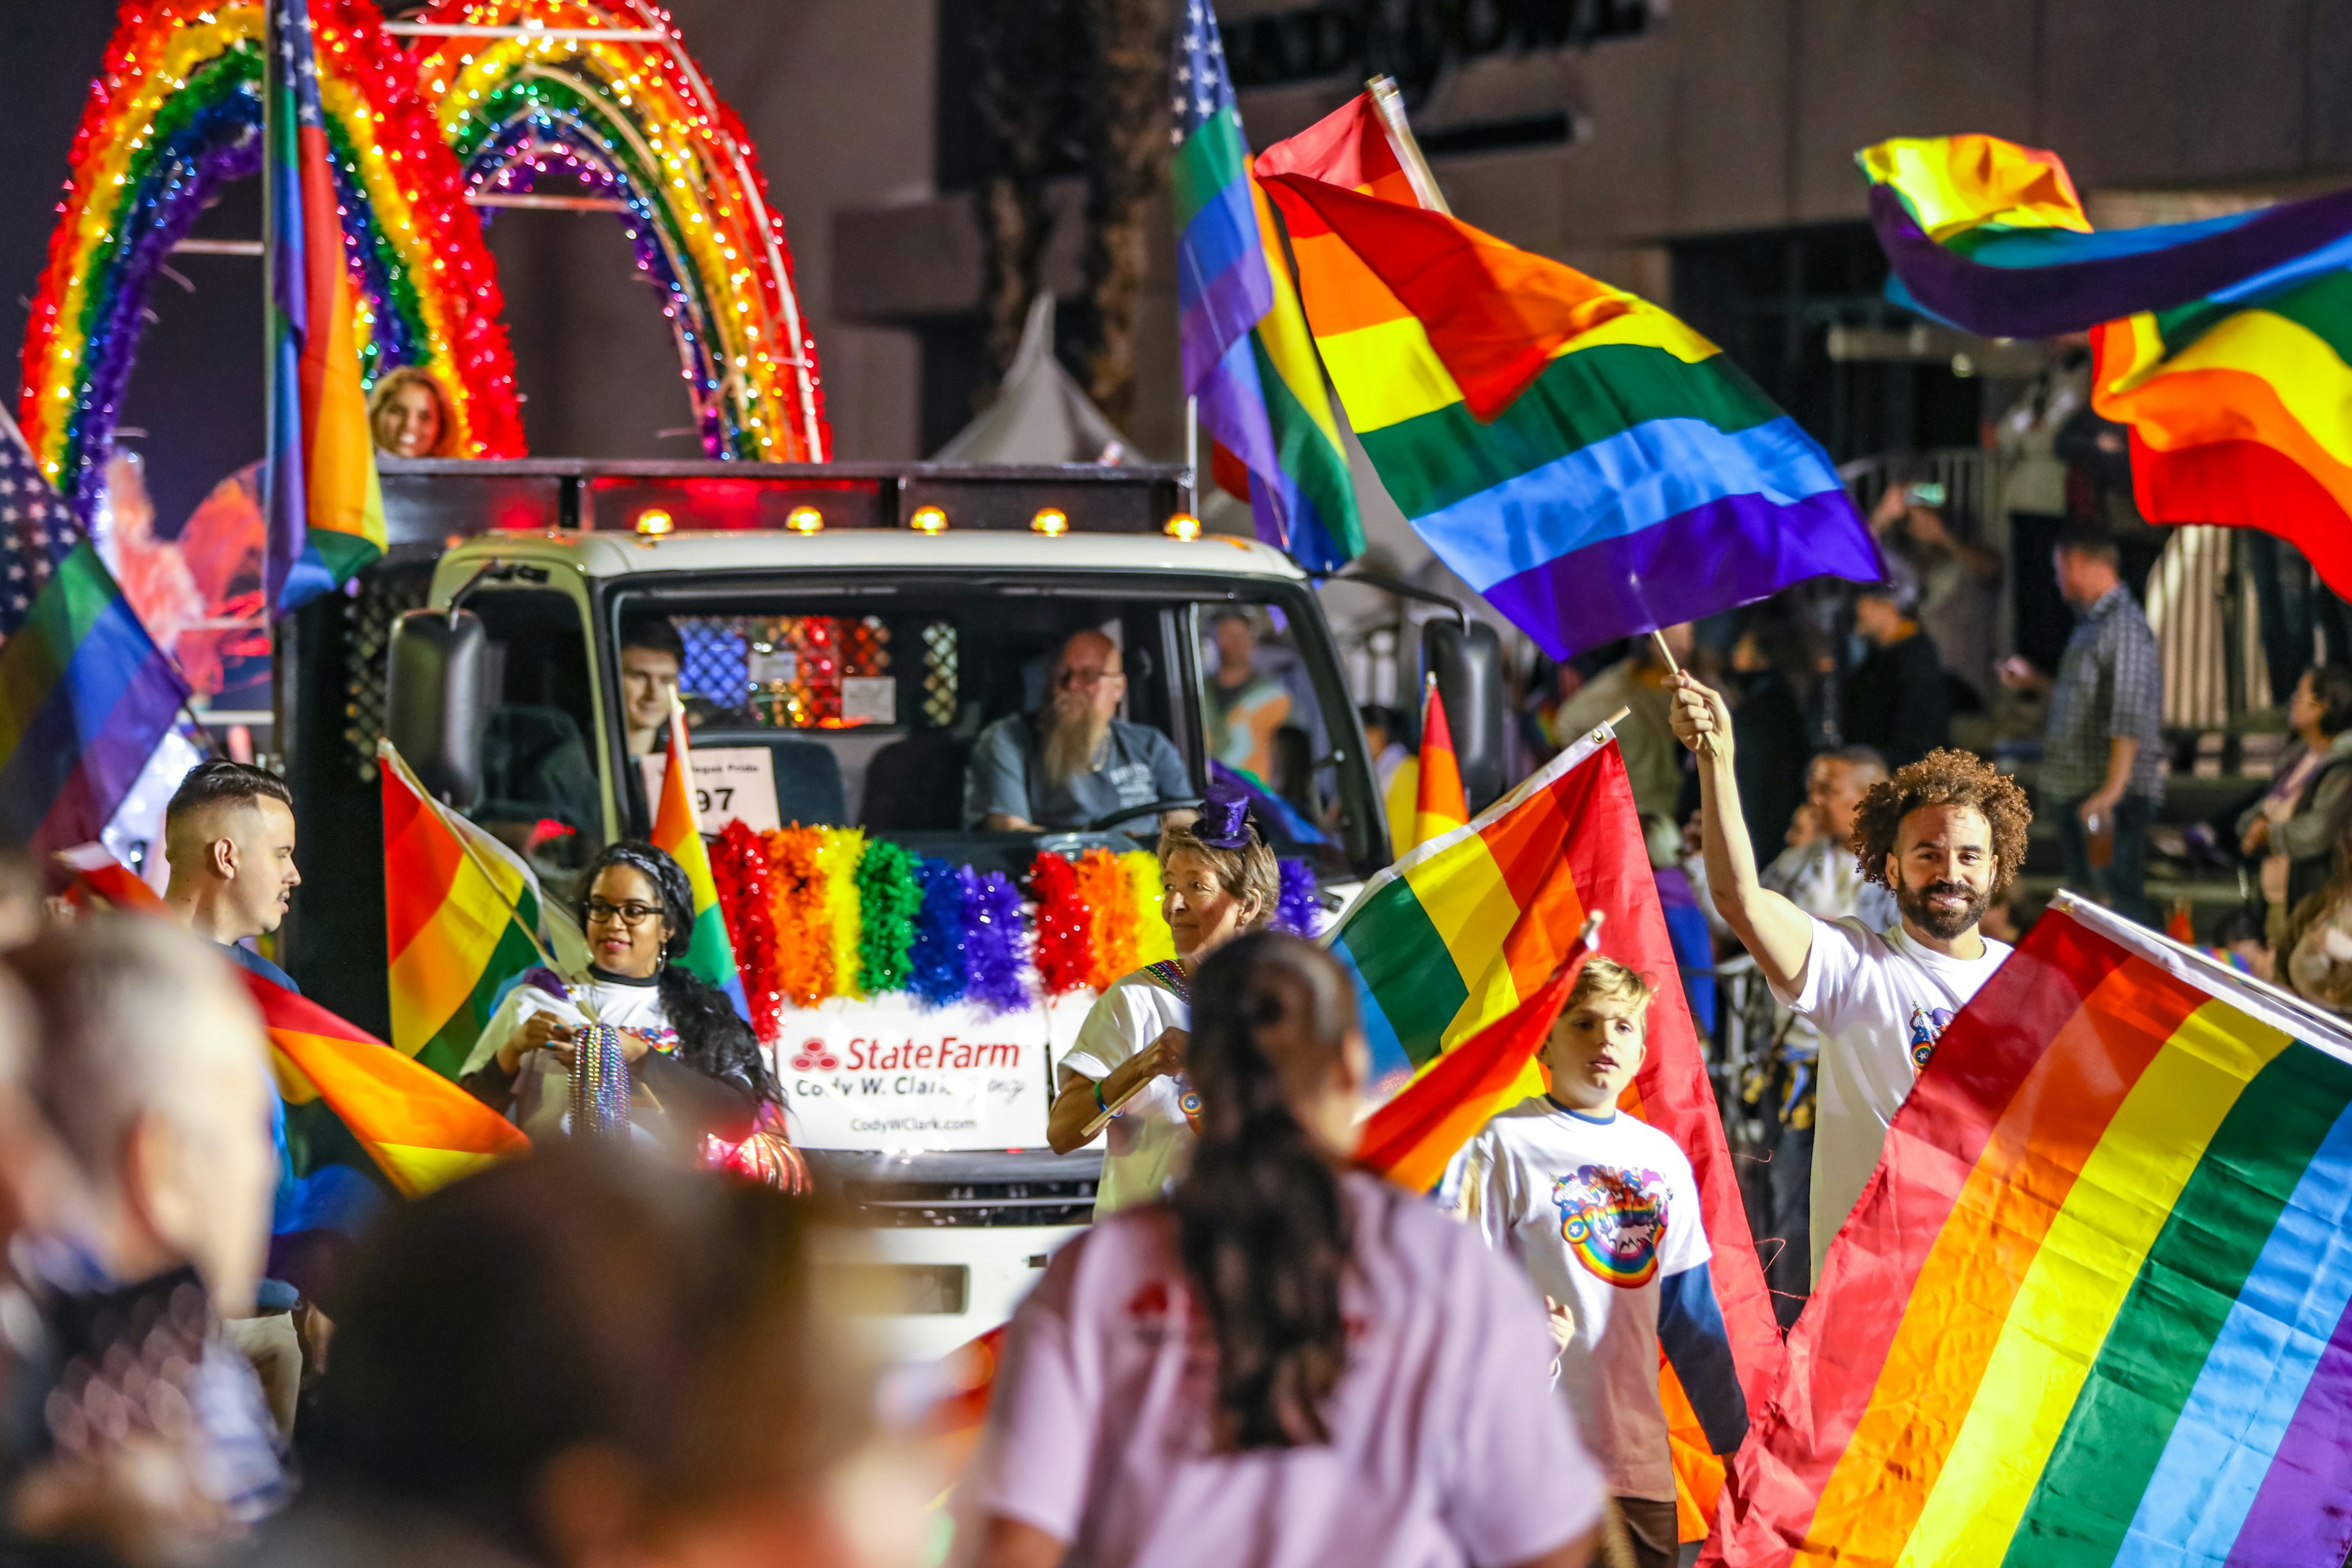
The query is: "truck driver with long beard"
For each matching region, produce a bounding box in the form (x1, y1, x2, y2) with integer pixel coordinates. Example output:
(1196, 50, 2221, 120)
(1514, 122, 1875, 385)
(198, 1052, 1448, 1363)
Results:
(967, 628, 1191, 834)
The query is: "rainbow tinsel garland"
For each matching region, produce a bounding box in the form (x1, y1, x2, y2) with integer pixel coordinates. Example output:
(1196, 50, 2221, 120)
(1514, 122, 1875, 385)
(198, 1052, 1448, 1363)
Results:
(18, 0, 524, 521)
(703, 830, 1280, 1022)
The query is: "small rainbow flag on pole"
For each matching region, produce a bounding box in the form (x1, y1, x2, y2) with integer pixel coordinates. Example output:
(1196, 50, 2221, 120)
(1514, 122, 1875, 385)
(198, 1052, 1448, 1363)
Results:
(381, 741, 570, 1079)
(1408, 674, 1468, 851)
(1860, 132, 2352, 599)
(1712, 894, 2352, 1567)
(263, 0, 385, 616)
(1324, 725, 1777, 1540)
(1259, 172, 1880, 658)
(653, 705, 750, 1020)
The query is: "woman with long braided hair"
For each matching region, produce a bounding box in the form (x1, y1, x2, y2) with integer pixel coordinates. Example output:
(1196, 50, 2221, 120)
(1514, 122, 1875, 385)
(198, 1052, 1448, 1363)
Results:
(459, 842, 801, 1184)
(964, 934, 1604, 1568)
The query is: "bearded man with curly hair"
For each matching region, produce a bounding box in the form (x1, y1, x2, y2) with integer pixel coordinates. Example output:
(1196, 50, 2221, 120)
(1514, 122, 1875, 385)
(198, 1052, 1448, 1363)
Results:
(1670, 674, 2031, 1284)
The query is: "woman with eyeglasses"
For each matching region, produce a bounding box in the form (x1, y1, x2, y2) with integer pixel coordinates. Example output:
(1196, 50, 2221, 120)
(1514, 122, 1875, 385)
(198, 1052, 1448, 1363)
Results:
(459, 842, 803, 1185)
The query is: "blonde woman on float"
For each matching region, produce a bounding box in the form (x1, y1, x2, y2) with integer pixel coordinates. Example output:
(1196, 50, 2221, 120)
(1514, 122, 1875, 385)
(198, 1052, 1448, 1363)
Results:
(1045, 778, 1278, 1215)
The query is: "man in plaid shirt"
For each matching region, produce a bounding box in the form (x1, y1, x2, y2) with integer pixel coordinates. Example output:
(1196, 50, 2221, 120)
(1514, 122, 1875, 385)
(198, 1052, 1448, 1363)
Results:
(2001, 524, 2163, 924)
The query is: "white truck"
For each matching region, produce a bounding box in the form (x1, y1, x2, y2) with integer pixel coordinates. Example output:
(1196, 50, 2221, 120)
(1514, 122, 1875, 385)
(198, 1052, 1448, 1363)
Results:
(282, 459, 1502, 1361)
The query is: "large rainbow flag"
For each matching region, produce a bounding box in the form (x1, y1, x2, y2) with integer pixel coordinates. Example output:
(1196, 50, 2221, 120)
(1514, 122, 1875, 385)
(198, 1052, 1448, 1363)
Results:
(0, 538, 190, 872)
(1324, 726, 1778, 1539)
(381, 741, 570, 1078)
(1258, 172, 1879, 658)
(1711, 895, 2352, 1567)
(1860, 133, 2352, 596)
(264, 0, 385, 616)
(653, 707, 750, 1020)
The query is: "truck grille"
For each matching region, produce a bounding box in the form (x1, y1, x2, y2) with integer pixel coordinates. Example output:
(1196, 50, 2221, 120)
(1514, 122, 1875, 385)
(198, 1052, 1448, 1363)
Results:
(807, 1150, 1101, 1229)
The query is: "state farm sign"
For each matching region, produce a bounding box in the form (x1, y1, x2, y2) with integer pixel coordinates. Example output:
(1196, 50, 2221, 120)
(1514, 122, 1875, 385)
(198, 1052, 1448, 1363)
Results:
(775, 992, 1098, 1150)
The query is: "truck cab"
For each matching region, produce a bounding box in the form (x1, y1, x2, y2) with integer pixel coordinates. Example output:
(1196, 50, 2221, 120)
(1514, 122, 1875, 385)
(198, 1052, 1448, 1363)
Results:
(279, 458, 1499, 1362)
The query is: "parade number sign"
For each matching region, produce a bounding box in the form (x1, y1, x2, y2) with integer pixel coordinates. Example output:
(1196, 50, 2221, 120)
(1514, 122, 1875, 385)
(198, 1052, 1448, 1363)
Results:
(775, 992, 1097, 1150)
(638, 747, 782, 834)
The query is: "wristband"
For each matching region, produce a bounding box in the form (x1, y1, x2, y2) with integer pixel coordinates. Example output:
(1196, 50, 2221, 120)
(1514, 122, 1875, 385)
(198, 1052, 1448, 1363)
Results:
(1093, 1077, 1109, 1114)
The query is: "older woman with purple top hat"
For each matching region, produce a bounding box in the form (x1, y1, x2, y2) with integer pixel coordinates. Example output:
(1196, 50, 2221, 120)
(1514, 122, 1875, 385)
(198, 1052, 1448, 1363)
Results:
(1046, 780, 1281, 1215)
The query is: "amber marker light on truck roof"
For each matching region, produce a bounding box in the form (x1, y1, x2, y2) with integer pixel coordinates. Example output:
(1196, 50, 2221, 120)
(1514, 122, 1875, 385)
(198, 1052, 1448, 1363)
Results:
(910, 505, 948, 534)
(1164, 512, 1201, 541)
(786, 506, 825, 535)
(1031, 507, 1069, 536)
(634, 508, 674, 537)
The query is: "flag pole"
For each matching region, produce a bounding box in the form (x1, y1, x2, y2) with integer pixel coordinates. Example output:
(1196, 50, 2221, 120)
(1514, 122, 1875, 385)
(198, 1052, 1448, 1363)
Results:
(1649, 629, 1681, 677)
(1365, 75, 1450, 215)
(1185, 394, 1199, 514)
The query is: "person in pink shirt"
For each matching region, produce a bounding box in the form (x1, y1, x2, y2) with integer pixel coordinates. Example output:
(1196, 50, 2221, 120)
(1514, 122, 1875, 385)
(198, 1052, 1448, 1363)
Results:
(962, 933, 1604, 1568)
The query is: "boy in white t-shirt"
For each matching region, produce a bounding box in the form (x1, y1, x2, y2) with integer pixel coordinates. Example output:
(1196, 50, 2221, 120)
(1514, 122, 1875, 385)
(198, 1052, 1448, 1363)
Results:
(1669, 674, 2032, 1284)
(1444, 959, 1748, 1568)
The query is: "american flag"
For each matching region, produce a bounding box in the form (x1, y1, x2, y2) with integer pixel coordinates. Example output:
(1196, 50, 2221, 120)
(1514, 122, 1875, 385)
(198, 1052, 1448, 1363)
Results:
(0, 408, 81, 641)
(1170, 0, 1236, 145)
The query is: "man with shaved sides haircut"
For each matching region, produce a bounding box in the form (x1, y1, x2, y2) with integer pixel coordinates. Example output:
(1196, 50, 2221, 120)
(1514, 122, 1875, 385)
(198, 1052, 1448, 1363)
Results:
(1669, 674, 2032, 1283)
(162, 760, 303, 993)
(967, 628, 1191, 833)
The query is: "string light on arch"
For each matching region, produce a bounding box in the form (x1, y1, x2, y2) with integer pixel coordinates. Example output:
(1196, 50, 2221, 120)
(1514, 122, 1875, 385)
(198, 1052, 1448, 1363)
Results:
(15, 0, 525, 522)
(412, 0, 829, 462)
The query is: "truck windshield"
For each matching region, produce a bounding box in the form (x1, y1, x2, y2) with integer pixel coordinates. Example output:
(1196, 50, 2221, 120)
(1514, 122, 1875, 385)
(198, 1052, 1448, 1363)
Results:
(609, 578, 1378, 879)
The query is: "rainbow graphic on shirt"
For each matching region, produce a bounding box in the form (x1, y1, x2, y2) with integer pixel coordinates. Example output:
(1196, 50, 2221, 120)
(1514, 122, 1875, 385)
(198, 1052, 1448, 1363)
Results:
(1909, 1003, 1957, 1069)
(1553, 1164, 1670, 1287)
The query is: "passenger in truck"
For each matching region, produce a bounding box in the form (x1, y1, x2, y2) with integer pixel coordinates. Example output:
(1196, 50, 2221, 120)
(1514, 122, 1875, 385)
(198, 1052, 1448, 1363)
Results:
(619, 614, 686, 758)
(965, 628, 1190, 834)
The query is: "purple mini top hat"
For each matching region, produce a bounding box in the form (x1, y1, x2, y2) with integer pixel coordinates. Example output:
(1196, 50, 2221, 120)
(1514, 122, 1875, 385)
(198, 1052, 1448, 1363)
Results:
(1194, 778, 1259, 850)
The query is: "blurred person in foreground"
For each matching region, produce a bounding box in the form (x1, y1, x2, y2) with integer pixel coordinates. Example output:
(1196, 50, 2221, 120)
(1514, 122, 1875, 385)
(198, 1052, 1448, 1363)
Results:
(2, 919, 287, 1563)
(1673, 674, 2030, 1284)
(249, 1150, 918, 1568)
(965, 933, 1602, 1568)
(2000, 523, 2162, 926)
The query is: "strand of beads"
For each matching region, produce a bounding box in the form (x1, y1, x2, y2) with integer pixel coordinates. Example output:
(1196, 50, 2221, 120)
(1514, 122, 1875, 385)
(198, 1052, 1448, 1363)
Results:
(570, 1022, 631, 1141)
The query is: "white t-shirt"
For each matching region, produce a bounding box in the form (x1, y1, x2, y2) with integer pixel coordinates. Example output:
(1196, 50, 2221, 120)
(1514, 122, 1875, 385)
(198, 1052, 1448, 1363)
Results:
(1777, 917, 2011, 1281)
(1059, 970, 1193, 1217)
(462, 974, 678, 1140)
(1442, 1098, 1712, 1501)
(965, 1171, 1605, 1568)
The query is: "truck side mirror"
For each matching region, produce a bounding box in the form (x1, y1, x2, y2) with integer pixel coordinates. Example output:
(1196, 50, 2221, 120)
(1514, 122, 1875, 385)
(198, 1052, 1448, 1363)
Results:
(386, 608, 487, 810)
(1422, 618, 1508, 812)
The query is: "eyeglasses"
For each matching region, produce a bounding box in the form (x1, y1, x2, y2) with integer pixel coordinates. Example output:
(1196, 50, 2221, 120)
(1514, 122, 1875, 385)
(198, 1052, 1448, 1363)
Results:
(1057, 666, 1120, 688)
(585, 899, 664, 928)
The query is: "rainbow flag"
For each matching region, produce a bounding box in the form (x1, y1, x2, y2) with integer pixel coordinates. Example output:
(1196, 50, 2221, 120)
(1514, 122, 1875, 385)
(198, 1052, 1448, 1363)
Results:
(1408, 674, 1468, 850)
(1861, 134, 2352, 595)
(1259, 173, 1879, 658)
(252, 968, 530, 1202)
(0, 540, 191, 870)
(654, 709, 750, 1020)
(1254, 89, 1424, 206)
(381, 741, 568, 1079)
(1324, 727, 1777, 1539)
(263, 0, 386, 616)
(1712, 895, 2352, 1567)
(1171, 2, 1359, 570)
(1355, 922, 1593, 1194)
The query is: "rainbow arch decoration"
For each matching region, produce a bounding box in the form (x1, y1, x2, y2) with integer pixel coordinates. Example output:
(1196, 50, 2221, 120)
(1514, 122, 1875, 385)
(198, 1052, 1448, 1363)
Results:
(412, 0, 829, 461)
(17, 0, 526, 522)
